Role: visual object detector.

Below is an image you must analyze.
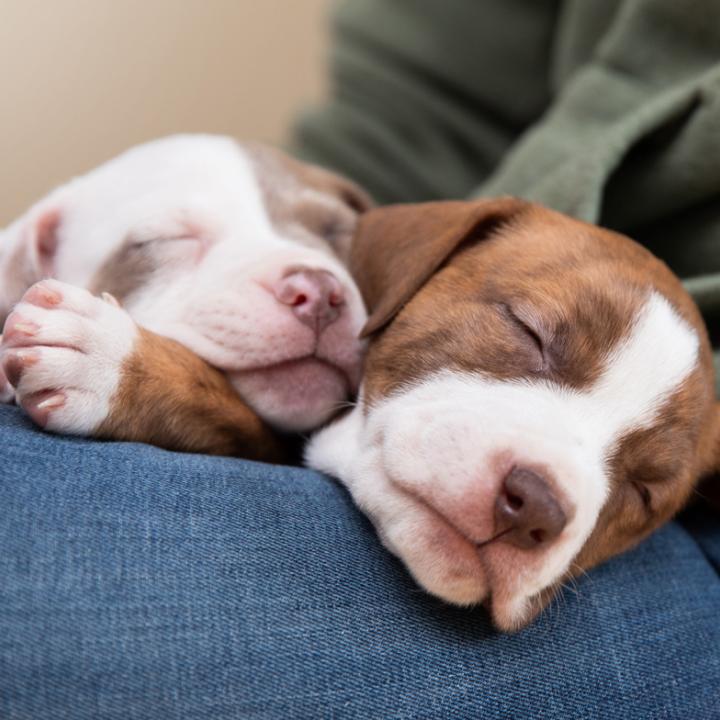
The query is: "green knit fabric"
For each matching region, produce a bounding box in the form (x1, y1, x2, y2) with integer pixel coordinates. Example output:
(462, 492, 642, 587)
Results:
(293, 0, 720, 392)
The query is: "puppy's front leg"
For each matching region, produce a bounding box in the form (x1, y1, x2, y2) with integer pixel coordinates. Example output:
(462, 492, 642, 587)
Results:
(0, 280, 288, 462)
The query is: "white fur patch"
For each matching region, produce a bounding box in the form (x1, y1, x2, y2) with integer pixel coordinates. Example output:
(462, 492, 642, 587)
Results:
(307, 291, 700, 622)
(588, 292, 699, 441)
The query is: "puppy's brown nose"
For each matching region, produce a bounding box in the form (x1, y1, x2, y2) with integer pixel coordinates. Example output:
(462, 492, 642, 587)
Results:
(495, 467, 567, 549)
(273, 269, 344, 333)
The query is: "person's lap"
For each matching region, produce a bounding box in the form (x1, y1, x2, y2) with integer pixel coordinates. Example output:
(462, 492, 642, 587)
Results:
(1, 403, 718, 720)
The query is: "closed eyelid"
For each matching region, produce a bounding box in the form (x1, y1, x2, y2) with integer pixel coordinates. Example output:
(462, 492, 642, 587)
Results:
(128, 232, 203, 246)
(126, 214, 212, 248)
(497, 302, 549, 372)
(499, 303, 545, 346)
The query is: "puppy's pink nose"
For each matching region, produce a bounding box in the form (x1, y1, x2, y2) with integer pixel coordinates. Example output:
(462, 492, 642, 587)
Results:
(495, 467, 567, 549)
(272, 268, 344, 333)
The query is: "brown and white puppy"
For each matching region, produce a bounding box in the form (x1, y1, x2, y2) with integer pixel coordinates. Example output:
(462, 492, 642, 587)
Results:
(0, 135, 370, 459)
(306, 198, 720, 631)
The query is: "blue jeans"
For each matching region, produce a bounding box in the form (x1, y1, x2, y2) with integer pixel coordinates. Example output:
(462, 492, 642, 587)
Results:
(1, 403, 719, 719)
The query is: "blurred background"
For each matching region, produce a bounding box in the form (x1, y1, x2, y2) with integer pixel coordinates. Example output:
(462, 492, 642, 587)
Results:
(0, 0, 331, 224)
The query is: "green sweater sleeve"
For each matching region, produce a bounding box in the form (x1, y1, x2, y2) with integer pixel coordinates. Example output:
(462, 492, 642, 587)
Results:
(293, 0, 563, 204)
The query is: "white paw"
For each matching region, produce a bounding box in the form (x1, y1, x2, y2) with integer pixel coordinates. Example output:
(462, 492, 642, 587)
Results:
(0, 279, 138, 434)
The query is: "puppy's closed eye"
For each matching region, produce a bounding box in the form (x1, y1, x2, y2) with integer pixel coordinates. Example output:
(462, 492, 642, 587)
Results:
(297, 202, 356, 241)
(498, 303, 548, 373)
(129, 233, 201, 247)
(125, 237, 202, 270)
(124, 225, 207, 270)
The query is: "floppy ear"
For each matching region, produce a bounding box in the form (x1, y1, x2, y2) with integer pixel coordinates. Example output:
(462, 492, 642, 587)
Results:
(247, 144, 374, 263)
(351, 197, 527, 337)
(297, 164, 375, 265)
(301, 163, 375, 216)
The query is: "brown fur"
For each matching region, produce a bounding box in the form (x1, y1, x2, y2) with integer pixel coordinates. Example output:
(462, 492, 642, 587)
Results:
(350, 198, 720, 619)
(97, 328, 289, 462)
(351, 197, 524, 336)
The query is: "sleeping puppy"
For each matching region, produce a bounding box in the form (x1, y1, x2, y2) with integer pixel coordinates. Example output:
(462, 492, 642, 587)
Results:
(307, 199, 720, 631)
(0, 135, 369, 459)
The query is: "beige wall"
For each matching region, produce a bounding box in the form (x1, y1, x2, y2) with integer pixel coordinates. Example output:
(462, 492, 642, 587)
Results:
(0, 0, 331, 224)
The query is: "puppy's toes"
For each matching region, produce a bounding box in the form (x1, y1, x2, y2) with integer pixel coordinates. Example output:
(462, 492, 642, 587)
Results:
(2, 281, 139, 435)
(20, 389, 66, 428)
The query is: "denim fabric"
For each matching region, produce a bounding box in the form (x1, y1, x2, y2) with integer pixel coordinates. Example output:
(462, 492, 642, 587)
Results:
(1, 403, 719, 719)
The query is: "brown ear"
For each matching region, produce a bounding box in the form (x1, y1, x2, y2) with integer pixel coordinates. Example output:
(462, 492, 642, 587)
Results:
(245, 143, 374, 264)
(297, 164, 375, 264)
(299, 162, 375, 215)
(351, 197, 527, 337)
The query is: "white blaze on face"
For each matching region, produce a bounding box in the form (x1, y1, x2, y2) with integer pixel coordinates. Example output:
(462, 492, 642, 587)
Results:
(307, 291, 700, 621)
(588, 292, 700, 439)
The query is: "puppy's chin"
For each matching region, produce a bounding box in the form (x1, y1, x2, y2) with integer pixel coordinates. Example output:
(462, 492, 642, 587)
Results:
(230, 358, 348, 432)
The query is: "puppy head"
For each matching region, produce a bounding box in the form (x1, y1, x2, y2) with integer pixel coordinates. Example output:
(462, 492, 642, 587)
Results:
(1, 136, 372, 432)
(307, 198, 719, 631)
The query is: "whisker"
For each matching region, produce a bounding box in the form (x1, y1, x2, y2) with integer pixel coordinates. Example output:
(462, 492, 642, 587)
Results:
(570, 562, 592, 582)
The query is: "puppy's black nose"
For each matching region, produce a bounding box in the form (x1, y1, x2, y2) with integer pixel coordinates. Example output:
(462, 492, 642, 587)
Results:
(495, 467, 567, 549)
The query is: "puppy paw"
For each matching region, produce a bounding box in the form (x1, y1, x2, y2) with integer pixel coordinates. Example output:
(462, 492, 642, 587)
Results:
(0, 280, 138, 434)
